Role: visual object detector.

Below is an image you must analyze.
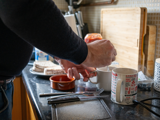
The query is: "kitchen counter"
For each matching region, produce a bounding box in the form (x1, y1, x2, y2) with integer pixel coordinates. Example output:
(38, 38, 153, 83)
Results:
(22, 65, 160, 120)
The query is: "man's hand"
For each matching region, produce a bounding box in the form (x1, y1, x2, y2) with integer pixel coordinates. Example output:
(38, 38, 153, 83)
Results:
(82, 39, 117, 68)
(55, 58, 95, 82)
(54, 39, 117, 81)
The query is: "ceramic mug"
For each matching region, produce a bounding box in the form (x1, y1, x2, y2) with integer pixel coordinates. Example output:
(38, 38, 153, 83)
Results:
(111, 68, 138, 105)
(89, 66, 115, 91)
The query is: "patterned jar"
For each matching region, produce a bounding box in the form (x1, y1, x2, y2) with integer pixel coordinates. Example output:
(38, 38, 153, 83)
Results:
(154, 58, 160, 92)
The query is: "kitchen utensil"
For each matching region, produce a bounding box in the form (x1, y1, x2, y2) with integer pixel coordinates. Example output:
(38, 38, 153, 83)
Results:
(47, 88, 104, 100)
(75, 12, 89, 39)
(47, 93, 93, 100)
(64, 14, 78, 35)
(101, 7, 147, 71)
(111, 68, 138, 105)
(50, 74, 75, 90)
(48, 95, 109, 104)
(81, 23, 89, 39)
(68, 6, 74, 14)
(39, 88, 104, 97)
(78, 11, 84, 26)
(39, 92, 74, 97)
(154, 58, 160, 92)
(76, 25, 82, 38)
(75, 12, 83, 27)
(89, 66, 115, 91)
(67, 0, 74, 14)
(144, 25, 156, 77)
(53, 99, 112, 120)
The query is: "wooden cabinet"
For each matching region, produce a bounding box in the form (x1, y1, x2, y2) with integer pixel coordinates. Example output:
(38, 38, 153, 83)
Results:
(12, 77, 23, 120)
(12, 77, 37, 120)
(25, 90, 37, 120)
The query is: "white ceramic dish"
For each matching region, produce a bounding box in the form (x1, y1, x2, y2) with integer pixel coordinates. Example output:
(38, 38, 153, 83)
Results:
(29, 67, 65, 76)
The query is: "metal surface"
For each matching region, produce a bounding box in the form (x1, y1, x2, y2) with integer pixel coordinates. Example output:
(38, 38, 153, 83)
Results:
(39, 92, 74, 97)
(75, 12, 83, 27)
(78, 11, 84, 26)
(52, 99, 112, 120)
(47, 88, 104, 100)
(68, 6, 74, 14)
(40, 88, 103, 97)
(76, 25, 82, 38)
(48, 95, 109, 104)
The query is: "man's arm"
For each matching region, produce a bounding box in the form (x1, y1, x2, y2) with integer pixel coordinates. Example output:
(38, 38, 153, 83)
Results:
(0, 0, 88, 64)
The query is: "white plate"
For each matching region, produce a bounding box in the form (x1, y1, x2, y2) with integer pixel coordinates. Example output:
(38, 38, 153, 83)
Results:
(29, 67, 65, 76)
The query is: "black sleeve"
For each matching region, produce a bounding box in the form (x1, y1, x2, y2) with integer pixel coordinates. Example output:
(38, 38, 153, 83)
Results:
(0, 0, 88, 64)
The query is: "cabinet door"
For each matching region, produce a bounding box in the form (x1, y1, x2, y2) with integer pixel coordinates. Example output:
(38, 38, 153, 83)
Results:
(26, 90, 37, 120)
(12, 77, 37, 120)
(12, 77, 23, 120)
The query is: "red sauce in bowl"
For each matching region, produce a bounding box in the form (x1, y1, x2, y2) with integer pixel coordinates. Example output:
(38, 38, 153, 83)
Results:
(50, 75, 75, 90)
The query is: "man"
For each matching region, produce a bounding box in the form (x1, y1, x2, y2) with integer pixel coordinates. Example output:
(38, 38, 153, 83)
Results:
(0, 0, 117, 119)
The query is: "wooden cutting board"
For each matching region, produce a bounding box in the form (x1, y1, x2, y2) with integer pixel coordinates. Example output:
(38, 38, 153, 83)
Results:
(100, 7, 147, 71)
(144, 25, 156, 77)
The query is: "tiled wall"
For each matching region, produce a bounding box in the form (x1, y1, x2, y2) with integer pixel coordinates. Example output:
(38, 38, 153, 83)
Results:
(80, 0, 160, 58)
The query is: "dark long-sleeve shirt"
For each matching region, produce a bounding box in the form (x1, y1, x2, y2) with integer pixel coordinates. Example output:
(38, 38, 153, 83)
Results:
(0, 0, 88, 79)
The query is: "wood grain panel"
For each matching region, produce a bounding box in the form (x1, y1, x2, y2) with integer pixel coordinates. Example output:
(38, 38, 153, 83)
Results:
(101, 7, 147, 71)
(144, 25, 156, 77)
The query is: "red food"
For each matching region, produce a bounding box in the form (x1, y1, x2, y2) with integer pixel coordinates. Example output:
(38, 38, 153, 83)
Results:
(84, 33, 103, 43)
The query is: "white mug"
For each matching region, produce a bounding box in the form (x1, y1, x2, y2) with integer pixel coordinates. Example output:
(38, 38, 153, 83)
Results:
(89, 66, 115, 91)
(111, 68, 138, 105)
